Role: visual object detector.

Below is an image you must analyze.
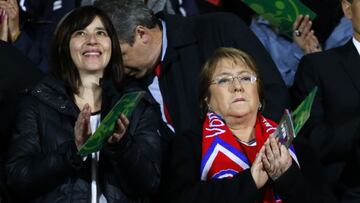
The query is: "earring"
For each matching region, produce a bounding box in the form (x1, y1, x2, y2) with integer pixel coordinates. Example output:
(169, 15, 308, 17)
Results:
(258, 103, 262, 111)
(207, 103, 214, 112)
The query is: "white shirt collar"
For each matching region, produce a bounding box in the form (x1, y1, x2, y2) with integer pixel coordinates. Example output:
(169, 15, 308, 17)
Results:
(352, 37, 360, 56)
(160, 20, 167, 61)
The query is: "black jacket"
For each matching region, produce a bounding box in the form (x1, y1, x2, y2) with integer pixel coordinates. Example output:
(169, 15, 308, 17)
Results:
(291, 40, 360, 202)
(5, 76, 162, 203)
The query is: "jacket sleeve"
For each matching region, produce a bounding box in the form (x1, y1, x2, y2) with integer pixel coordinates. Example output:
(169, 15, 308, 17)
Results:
(103, 98, 162, 197)
(162, 130, 261, 203)
(220, 13, 290, 122)
(5, 96, 84, 200)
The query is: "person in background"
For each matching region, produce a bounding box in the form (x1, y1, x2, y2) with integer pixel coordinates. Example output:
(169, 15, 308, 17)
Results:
(0, 40, 44, 203)
(5, 6, 161, 202)
(291, 0, 360, 201)
(0, 0, 77, 72)
(250, 14, 322, 87)
(161, 47, 337, 203)
(145, 0, 176, 14)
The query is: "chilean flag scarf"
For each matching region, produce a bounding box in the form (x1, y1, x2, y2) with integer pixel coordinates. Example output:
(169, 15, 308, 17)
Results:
(200, 111, 298, 203)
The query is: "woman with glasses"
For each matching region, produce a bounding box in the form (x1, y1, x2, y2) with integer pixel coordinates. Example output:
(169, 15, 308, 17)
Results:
(161, 47, 337, 203)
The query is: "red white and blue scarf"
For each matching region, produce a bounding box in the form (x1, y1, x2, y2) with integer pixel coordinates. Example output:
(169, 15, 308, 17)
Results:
(200, 111, 299, 203)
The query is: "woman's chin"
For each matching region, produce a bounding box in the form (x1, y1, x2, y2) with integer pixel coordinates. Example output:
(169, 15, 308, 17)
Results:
(229, 109, 257, 118)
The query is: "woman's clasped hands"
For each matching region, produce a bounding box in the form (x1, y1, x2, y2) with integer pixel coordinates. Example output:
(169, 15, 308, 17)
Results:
(251, 137, 293, 188)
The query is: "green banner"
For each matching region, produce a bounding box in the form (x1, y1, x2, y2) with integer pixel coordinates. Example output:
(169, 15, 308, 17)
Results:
(292, 86, 318, 135)
(243, 0, 316, 38)
(78, 91, 145, 156)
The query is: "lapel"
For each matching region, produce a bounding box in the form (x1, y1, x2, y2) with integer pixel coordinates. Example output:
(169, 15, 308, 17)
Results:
(338, 40, 360, 94)
(161, 14, 197, 69)
(157, 14, 199, 131)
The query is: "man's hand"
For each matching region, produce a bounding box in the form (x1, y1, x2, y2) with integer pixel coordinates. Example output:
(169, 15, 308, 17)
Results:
(293, 15, 322, 54)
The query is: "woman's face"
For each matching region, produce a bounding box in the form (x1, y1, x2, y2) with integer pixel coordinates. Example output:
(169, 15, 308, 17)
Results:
(207, 58, 260, 120)
(69, 16, 111, 75)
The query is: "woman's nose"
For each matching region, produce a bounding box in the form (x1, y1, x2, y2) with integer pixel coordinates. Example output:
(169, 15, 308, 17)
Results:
(87, 33, 99, 44)
(232, 78, 244, 92)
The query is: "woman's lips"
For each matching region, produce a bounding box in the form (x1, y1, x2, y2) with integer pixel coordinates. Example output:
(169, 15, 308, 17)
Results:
(233, 98, 245, 103)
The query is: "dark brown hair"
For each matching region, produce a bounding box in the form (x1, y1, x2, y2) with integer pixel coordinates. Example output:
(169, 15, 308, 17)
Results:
(50, 6, 123, 94)
(199, 47, 264, 118)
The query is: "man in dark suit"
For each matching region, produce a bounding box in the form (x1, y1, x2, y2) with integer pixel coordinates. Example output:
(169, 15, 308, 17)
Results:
(95, 0, 289, 137)
(292, 0, 360, 201)
(0, 40, 43, 202)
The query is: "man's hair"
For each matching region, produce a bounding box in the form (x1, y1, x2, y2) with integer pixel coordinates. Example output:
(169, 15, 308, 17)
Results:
(94, 0, 159, 45)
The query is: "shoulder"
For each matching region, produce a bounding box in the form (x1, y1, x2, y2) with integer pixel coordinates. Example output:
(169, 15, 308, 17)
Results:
(165, 12, 245, 30)
(192, 12, 242, 23)
(192, 12, 246, 29)
(301, 40, 353, 66)
(298, 45, 344, 74)
(31, 76, 67, 101)
(302, 47, 340, 63)
(121, 78, 158, 106)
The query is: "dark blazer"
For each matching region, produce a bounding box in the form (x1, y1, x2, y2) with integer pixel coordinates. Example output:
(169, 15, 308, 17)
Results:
(291, 39, 360, 202)
(157, 13, 289, 137)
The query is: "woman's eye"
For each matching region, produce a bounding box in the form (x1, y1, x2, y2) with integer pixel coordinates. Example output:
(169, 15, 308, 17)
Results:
(96, 30, 108, 36)
(74, 31, 86, 37)
(217, 78, 231, 85)
(240, 76, 252, 82)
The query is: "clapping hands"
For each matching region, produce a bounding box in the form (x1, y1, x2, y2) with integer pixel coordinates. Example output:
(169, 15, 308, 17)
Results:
(251, 137, 293, 188)
(74, 104, 130, 151)
(262, 137, 292, 181)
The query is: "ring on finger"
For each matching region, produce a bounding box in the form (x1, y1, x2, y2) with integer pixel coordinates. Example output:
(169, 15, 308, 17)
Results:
(294, 29, 302, 37)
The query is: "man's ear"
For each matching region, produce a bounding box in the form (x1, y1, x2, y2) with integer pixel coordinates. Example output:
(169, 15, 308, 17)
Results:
(135, 25, 150, 44)
(342, 0, 352, 20)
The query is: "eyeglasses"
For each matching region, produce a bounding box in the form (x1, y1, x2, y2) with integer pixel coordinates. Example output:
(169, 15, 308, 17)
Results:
(210, 74, 257, 87)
